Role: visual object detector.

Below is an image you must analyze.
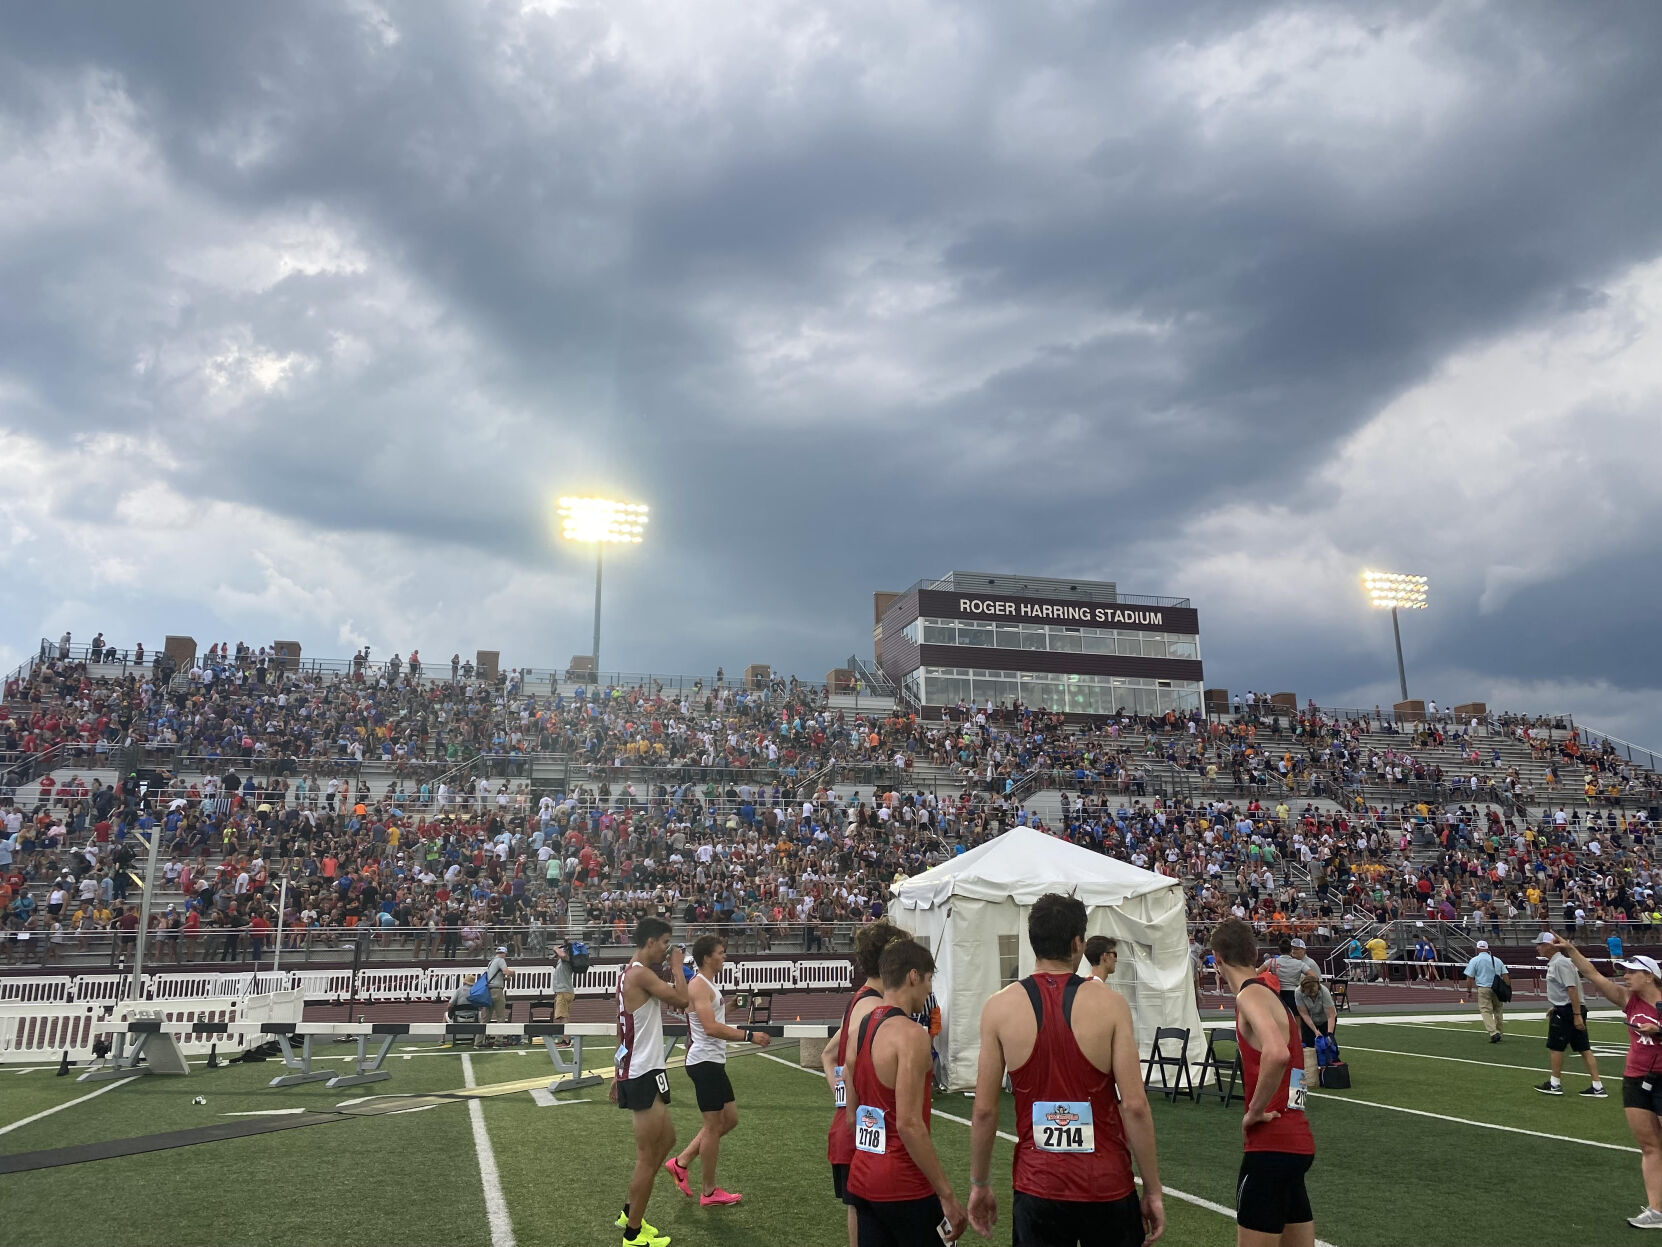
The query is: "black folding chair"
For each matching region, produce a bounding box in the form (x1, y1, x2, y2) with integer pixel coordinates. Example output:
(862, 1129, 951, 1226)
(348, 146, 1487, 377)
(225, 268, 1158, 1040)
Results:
(1194, 1027, 1242, 1106)
(1331, 976, 1351, 1013)
(1142, 1026, 1194, 1102)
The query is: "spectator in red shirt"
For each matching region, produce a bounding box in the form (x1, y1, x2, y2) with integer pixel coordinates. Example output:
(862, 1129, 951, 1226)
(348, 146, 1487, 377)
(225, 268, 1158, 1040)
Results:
(248, 911, 274, 964)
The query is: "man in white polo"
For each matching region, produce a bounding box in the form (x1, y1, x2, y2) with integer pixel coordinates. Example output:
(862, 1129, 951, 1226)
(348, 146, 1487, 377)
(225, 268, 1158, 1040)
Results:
(1534, 931, 1607, 1098)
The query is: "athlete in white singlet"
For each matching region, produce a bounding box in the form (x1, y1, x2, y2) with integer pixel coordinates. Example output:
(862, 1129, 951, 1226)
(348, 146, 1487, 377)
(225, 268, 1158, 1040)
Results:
(614, 918, 688, 1247)
(664, 936, 770, 1206)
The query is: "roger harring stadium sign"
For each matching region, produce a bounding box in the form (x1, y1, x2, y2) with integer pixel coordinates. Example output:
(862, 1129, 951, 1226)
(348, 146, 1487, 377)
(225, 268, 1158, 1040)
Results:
(957, 599, 1164, 625)
(914, 587, 1200, 636)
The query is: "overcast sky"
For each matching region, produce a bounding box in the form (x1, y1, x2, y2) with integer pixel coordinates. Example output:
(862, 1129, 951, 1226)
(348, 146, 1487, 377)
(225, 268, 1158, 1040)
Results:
(2, 1, 1659, 743)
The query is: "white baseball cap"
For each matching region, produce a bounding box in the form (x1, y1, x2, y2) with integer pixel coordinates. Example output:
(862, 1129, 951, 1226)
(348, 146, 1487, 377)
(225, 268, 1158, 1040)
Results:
(1619, 955, 1662, 977)
(1475, 940, 1489, 950)
(1534, 931, 1556, 945)
(495, 945, 508, 953)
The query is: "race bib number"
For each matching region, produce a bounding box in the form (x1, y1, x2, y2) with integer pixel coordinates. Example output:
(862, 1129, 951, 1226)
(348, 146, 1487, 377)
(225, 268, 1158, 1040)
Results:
(1032, 1101, 1095, 1153)
(1287, 1067, 1307, 1112)
(854, 1105, 886, 1154)
(655, 1072, 670, 1097)
(833, 1064, 846, 1108)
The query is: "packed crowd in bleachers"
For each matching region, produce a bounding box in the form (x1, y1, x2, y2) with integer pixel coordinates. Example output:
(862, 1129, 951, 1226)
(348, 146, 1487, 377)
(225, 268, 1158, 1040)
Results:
(1, 637, 1658, 968)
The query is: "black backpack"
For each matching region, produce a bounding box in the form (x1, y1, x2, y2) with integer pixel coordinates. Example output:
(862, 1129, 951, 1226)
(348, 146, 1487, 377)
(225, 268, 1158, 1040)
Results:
(1489, 954, 1512, 1003)
(567, 941, 590, 974)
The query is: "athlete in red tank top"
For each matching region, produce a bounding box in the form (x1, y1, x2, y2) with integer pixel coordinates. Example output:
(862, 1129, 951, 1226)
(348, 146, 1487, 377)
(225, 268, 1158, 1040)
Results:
(1237, 976, 1316, 1155)
(970, 895, 1164, 1247)
(843, 940, 967, 1243)
(827, 985, 880, 1165)
(848, 1006, 934, 1201)
(1213, 917, 1318, 1245)
(1010, 972, 1135, 1199)
(1545, 935, 1662, 1231)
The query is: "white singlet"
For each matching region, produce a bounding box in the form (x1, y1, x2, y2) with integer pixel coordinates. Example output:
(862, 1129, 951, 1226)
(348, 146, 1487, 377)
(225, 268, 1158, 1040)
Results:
(616, 958, 667, 1079)
(686, 972, 727, 1067)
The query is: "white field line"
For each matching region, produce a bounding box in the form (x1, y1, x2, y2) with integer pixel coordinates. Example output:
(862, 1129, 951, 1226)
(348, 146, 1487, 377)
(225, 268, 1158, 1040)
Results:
(0, 1077, 136, 1136)
(751, 1050, 1342, 1246)
(1337, 1043, 1604, 1079)
(1308, 1091, 1638, 1152)
(1334, 1010, 1621, 1026)
(461, 1053, 517, 1247)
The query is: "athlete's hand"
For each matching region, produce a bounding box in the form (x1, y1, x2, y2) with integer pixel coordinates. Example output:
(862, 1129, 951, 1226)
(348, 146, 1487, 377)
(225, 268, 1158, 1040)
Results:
(940, 1194, 970, 1241)
(1140, 1189, 1166, 1244)
(967, 1185, 997, 1235)
(752, 1031, 772, 1048)
(1241, 1106, 1280, 1139)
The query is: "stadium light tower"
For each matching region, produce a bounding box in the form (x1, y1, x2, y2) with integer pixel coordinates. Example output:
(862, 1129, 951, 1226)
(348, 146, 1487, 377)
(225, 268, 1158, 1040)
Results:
(558, 496, 649, 679)
(1363, 569, 1428, 702)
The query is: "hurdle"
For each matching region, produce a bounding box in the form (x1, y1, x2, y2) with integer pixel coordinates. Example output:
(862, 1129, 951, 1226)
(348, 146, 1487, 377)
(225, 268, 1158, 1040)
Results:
(79, 1020, 838, 1093)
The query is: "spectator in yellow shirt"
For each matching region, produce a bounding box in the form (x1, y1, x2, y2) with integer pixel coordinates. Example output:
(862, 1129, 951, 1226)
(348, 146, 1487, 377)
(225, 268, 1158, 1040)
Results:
(1365, 935, 1389, 982)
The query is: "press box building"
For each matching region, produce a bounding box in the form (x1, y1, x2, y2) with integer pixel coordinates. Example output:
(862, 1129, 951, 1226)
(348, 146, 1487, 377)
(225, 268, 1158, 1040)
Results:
(873, 571, 1202, 719)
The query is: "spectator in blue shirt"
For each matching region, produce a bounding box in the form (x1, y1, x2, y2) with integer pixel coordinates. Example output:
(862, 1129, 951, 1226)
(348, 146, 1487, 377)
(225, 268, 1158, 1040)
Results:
(1461, 940, 1511, 1042)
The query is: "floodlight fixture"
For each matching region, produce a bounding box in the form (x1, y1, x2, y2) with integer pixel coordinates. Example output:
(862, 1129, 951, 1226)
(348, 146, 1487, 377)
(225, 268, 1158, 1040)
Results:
(557, 496, 650, 678)
(1362, 569, 1429, 702)
(557, 496, 649, 545)
(1363, 569, 1428, 612)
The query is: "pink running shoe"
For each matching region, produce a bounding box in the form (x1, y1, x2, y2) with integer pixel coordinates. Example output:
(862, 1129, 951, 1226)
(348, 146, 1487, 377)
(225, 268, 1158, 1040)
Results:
(700, 1189, 742, 1207)
(664, 1158, 693, 1197)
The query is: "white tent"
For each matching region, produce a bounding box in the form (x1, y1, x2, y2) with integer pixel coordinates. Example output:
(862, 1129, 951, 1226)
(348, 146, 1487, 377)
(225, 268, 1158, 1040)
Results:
(890, 826, 1205, 1091)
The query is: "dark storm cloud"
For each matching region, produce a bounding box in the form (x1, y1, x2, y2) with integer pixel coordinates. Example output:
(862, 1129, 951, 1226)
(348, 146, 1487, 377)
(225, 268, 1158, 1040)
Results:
(2, 0, 1661, 735)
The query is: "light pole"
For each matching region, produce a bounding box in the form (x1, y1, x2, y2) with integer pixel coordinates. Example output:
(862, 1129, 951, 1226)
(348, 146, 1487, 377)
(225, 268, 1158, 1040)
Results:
(1363, 569, 1428, 702)
(557, 496, 649, 682)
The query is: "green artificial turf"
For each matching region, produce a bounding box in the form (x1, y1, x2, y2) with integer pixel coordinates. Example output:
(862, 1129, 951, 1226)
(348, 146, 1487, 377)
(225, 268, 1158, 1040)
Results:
(0, 1018, 1651, 1247)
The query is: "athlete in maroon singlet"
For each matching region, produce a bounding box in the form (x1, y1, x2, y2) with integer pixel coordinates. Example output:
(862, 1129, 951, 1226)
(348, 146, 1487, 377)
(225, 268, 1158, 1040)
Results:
(828, 985, 882, 1170)
(1547, 936, 1662, 1229)
(971, 893, 1163, 1247)
(844, 940, 966, 1246)
(822, 920, 911, 1247)
(1212, 917, 1316, 1247)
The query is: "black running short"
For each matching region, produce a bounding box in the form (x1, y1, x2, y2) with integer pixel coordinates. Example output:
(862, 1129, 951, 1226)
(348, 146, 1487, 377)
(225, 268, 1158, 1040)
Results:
(1546, 1005, 1591, 1054)
(852, 1193, 944, 1247)
(685, 1060, 735, 1112)
(1624, 1075, 1662, 1114)
(1236, 1151, 1314, 1234)
(616, 1068, 670, 1112)
(831, 1162, 851, 1205)
(1013, 1190, 1143, 1247)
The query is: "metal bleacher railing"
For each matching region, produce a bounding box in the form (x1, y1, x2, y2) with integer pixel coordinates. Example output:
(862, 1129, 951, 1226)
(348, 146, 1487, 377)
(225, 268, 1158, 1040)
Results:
(10, 638, 857, 700)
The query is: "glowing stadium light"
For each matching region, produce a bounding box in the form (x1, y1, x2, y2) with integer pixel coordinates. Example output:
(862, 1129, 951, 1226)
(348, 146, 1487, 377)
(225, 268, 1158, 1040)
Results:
(556, 496, 650, 680)
(557, 496, 650, 545)
(1362, 569, 1428, 611)
(1362, 569, 1429, 702)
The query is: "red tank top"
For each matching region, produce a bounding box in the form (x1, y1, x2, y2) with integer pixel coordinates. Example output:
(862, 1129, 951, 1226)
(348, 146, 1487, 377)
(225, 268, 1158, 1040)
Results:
(1010, 974, 1134, 1201)
(848, 1005, 934, 1201)
(828, 985, 880, 1164)
(1237, 976, 1315, 1155)
(1624, 993, 1662, 1078)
